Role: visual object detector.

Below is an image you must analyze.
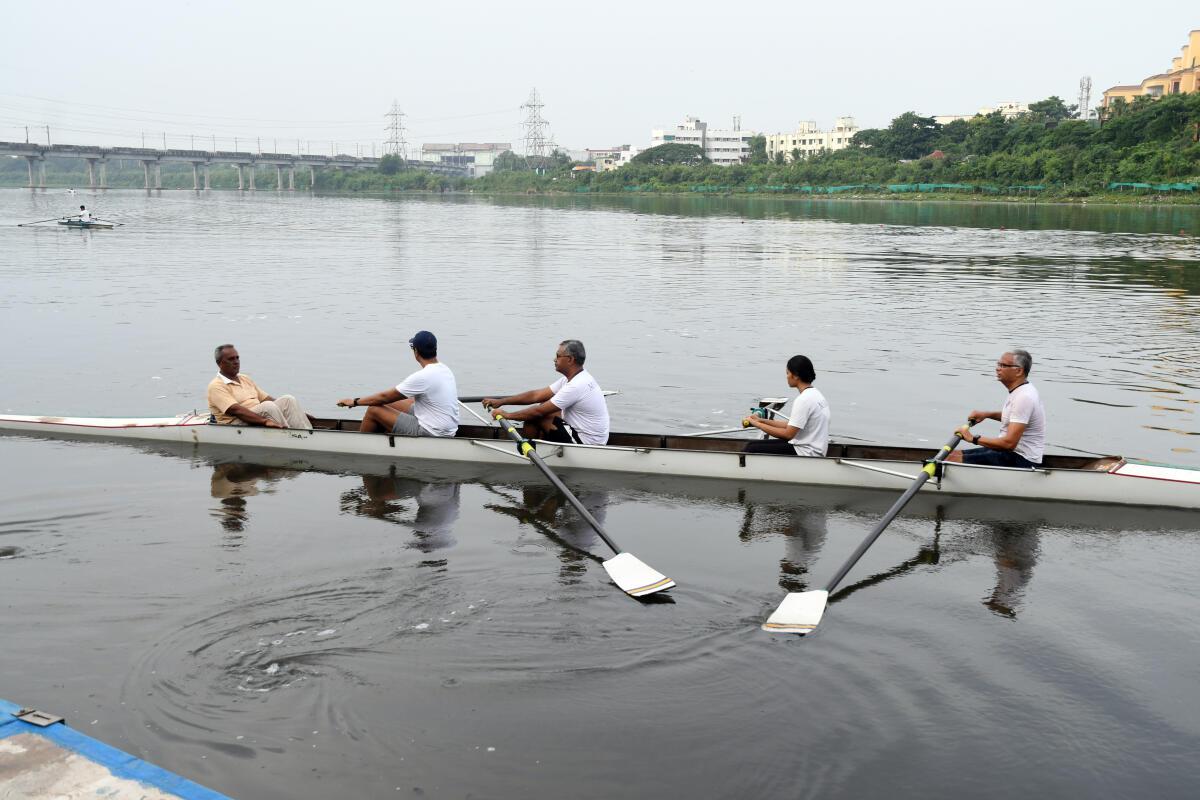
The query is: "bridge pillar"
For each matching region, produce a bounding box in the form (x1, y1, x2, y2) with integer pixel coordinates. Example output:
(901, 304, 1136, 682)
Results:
(37, 159, 46, 189)
(154, 163, 162, 189)
(288, 166, 295, 190)
(86, 158, 97, 188)
(248, 165, 256, 191)
(309, 165, 315, 188)
(275, 164, 283, 190)
(25, 156, 36, 189)
(98, 158, 108, 189)
(203, 164, 211, 190)
(142, 161, 151, 189)
(236, 164, 244, 191)
(192, 162, 200, 190)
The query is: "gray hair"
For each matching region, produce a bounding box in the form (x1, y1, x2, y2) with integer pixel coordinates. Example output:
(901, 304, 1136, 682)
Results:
(1009, 349, 1032, 376)
(214, 343, 235, 363)
(559, 339, 586, 366)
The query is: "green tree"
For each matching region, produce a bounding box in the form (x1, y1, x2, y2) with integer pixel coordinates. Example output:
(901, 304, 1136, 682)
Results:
(1027, 96, 1077, 123)
(746, 134, 768, 164)
(631, 143, 709, 166)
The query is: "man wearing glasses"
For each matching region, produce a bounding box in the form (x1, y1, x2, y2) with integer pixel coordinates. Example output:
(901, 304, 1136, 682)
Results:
(948, 349, 1045, 468)
(336, 330, 459, 437)
(482, 339, 610, 445)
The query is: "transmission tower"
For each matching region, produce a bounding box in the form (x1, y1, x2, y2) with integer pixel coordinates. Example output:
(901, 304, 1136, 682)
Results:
(1078, 76, 1092, 120)
(384, 100, 408, 160)
(521, 88, 551, 161)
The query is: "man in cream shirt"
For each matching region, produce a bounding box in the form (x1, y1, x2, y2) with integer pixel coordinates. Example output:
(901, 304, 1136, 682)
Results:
(207, 344, 313, 430)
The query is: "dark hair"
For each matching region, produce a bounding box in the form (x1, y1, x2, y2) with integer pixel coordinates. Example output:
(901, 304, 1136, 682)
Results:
(214, 343, 235, 363)
(1009, 349, 1032, 376)
(787, 354, 816, 383)
(560, 339, 586, 366)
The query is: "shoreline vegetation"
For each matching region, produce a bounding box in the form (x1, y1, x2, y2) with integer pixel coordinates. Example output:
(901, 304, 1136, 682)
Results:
(4, 94, 1199, 207)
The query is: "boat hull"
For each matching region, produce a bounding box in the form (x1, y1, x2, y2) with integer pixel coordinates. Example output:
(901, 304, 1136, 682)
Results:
(0, 413, 1197, 509)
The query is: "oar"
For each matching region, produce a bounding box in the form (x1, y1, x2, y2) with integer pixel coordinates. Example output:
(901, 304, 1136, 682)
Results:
(458, 400, 495, 426)
(762, 430, 964, 634)
(488, 409, 675, 597)
(459, 390, 619, 404)
(17, 217, 68, 227)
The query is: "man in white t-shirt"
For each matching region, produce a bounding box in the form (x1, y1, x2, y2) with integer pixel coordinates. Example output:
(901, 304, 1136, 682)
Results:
(78, 205, 91, 222)
(949, 348, 1045, 468)
(742, 355, 831, 456)
(482, 339, 610, 445)
(336, 330, 459, 437)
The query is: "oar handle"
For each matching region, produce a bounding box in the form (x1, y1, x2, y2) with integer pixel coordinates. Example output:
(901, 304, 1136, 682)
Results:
(823, 431, 963, 594)
(489, 411, 623, 556)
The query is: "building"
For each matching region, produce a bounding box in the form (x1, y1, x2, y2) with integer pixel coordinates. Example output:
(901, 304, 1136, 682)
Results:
(764, 116, 859, 162)
(419, 143, 511, 177)
(649, 117, 755, 165)
(1103, 29, 1200, 109)
(586, 145, 639, 172)
(933, 102, 1029, 125)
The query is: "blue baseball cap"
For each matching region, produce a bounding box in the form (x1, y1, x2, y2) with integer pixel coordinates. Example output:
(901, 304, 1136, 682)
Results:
(409, 330, 437, 356)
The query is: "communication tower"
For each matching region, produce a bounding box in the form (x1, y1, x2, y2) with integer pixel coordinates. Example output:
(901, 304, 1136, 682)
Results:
(385, 100, 408, 160)
(1078, 76, 1093, 120)
(521, 88, 551, 160)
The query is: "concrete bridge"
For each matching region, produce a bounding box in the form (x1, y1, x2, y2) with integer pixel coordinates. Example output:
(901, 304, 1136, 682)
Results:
(0, 141, 467, 189)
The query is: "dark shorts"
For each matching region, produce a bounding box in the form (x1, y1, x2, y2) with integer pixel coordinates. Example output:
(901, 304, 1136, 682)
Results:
(542, 417, 584, 444)
(743, 439, 799, 456)
(961, 447, 1039, 468)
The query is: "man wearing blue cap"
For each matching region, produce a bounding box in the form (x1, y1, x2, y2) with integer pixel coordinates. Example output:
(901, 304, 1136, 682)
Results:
(336, 331, 459, 437)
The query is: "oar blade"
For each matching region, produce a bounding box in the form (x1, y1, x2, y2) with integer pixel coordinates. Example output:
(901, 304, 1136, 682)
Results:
(602, 552, 675, 597)
(762, 590, 829, 634)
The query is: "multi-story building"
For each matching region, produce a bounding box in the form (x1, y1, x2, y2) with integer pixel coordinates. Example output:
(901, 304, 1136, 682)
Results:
(586, 145, 639, 172)
(420, 143, 511, 177)
(764, 117, 859, 162)
(649, 117, 755, 165)
(1103, 29, 1200, 108)
(933, 102, 1029, 125)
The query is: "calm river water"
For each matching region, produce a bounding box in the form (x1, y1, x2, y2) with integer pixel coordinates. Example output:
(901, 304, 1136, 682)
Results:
(1, 189, 1198, 799)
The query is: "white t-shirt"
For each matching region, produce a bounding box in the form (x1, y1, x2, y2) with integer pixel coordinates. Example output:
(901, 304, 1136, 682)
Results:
(1001, 382, 1045, 464)
(79, 209, 91, 222)
(788, 387, 831, 457)
(548, 369, 610, 445)
(395, 362, 459, 437)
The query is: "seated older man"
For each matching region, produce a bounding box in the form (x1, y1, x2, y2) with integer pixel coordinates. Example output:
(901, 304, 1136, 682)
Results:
(207, 344, 313, 430)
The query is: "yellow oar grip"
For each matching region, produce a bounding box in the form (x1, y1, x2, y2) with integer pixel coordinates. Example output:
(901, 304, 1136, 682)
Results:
(923, 462, 937, 477)
(520, 442, 533, 456)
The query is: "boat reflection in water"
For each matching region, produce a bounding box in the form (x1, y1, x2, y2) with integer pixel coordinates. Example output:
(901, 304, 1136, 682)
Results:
(69, 437, 1187, 621)
(339, 471, 461, 554)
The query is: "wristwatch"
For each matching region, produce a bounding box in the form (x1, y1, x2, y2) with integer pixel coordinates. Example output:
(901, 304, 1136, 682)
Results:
(972, 432, 982, 445)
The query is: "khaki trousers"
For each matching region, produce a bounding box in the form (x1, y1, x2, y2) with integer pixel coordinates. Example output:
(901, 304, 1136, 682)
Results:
(238, 395, 312, 430)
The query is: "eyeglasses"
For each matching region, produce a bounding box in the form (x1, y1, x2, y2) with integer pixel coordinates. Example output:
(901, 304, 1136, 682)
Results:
(995, 362, 1019, 369)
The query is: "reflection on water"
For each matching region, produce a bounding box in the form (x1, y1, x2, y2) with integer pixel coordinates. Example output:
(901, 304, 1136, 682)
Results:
(737, 499, 829, 592)
(339, 470, 461, 554)
(979, 520, 1041, 620)
(210, 461, 300, 538)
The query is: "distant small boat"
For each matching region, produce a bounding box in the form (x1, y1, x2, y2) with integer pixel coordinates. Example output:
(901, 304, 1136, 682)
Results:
(57, 219, 114, 229)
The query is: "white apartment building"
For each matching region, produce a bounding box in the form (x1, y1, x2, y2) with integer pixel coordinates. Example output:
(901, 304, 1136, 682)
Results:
(587, 144, 640, 171)
(649, 117, 755, 165)
(420, 142, 511, 177)
(764, 117, 859, 162)
(933, 101, 1029, 125)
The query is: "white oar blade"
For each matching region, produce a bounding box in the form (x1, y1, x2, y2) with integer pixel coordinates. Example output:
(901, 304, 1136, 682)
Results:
(602, 552, 675, 597)
(762, 590, 829, 634)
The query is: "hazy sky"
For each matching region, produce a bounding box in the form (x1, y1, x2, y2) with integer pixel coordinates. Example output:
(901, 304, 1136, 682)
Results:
(1, 1, 1195, 154)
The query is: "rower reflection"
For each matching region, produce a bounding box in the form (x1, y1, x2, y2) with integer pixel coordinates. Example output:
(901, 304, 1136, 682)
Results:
(339, 472, 461, 554)
(483, 484, 611, 583)
(210, 461, 301, 537)
(980, 520, 1040, 619)
(738, 498, 829, 592)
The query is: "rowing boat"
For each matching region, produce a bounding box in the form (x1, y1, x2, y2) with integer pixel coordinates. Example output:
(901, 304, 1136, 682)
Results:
(2, 411, 1196, 509)
(56, 219, 114, 229)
